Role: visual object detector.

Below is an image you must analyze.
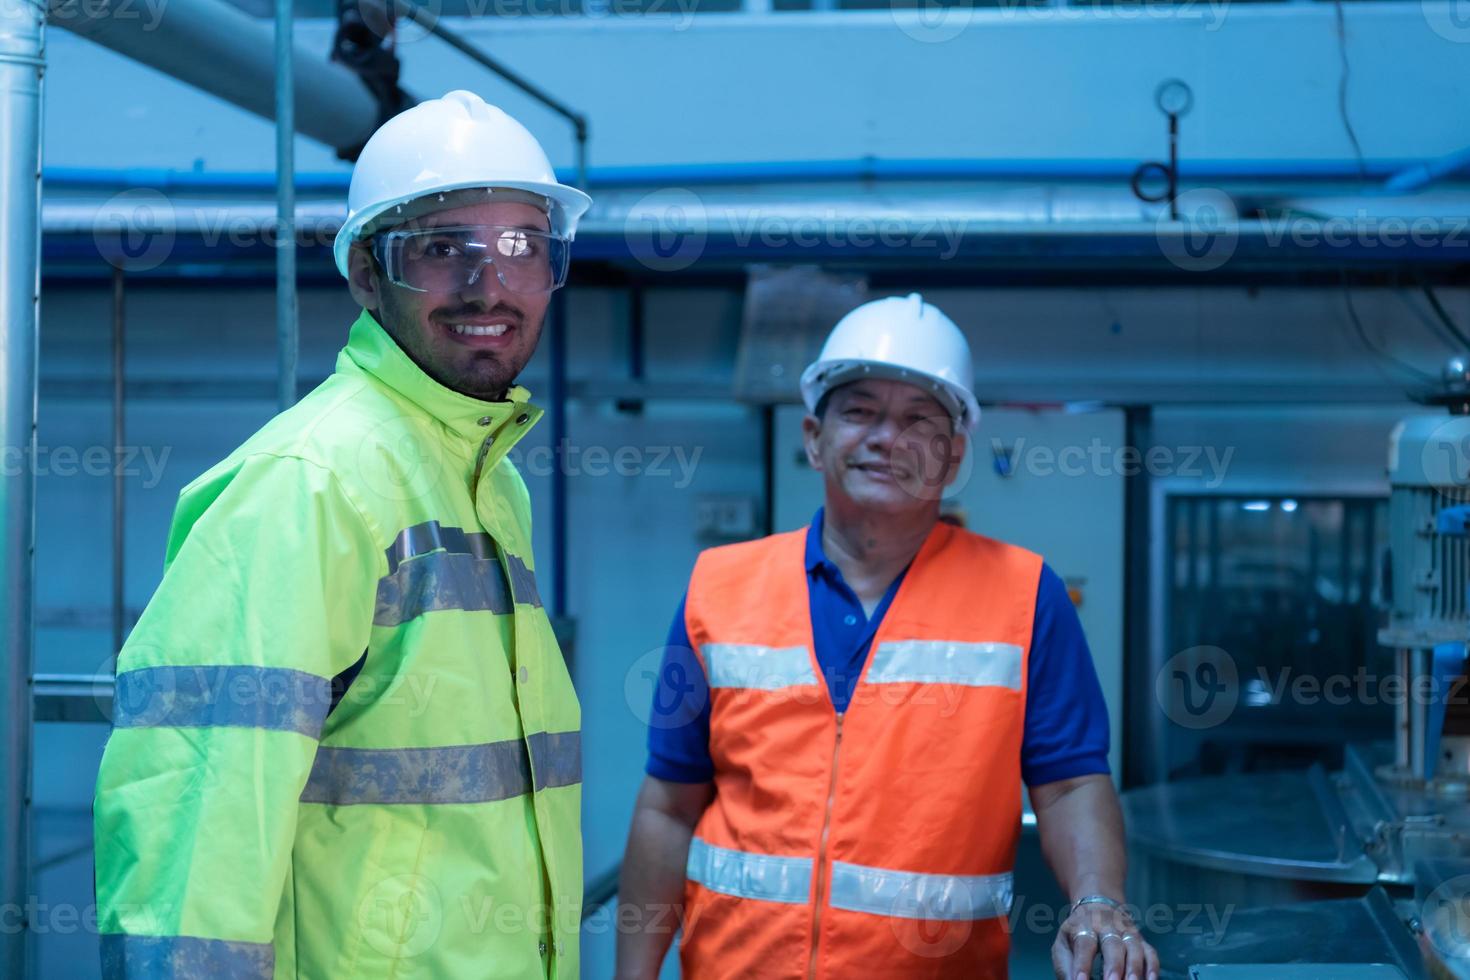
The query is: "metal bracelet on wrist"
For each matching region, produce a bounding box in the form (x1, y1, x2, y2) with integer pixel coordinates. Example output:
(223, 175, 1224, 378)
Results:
(1068, 894, 1123, 918)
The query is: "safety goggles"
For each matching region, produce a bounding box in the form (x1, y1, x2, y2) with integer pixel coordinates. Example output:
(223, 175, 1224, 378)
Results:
(372, 225, 571, 295)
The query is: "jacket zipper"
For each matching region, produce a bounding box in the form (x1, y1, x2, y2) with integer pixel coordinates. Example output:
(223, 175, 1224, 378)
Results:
(469, 434, 494, 507)
(807, 712, 844, 980)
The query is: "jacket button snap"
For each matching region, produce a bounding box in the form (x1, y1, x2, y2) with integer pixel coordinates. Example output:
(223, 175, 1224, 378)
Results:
(477, 416, 493, 426)
(518, 666, 529, 683)
(515, 413, 530, 425)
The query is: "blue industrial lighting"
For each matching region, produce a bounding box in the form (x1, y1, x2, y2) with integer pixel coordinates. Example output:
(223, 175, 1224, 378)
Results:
(1280, 499, 1298, 513)
(1242, 500, 1271, 512)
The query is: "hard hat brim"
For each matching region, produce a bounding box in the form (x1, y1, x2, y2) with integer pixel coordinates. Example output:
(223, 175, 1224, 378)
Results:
(333, 178, 592, 279)
(800, 359, 981, 431)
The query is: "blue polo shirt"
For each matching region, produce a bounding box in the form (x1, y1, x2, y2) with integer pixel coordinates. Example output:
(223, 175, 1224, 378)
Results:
(644, 509, 1111, 788)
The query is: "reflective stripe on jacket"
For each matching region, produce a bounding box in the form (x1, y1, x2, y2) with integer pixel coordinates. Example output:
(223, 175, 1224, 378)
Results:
(680, 522, 1041, 979)
(94, 309, 581, 979)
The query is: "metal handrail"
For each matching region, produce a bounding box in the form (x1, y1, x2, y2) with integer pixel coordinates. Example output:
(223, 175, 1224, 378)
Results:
(33, 673, 112, 725)
(583, 863, 620, 920)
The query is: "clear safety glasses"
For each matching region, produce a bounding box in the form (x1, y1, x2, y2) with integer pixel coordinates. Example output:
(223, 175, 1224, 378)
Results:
(372, 225, 571, 295)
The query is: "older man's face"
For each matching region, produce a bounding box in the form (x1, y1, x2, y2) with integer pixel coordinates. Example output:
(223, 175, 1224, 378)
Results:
(347, 200, 555, 400)
(802, 378, 966, 514)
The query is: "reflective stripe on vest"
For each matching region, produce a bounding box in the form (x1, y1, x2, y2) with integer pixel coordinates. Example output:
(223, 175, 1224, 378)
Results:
(528, 730, 583, 791)
(375, 520, 542, 627)
(865, 640, 1023, 690)
(828, 861, 1012, 921)
(299, 730, 581, 805)
(112, 665, 332, 739)
(686, 838, 1013, 921)
(100, 934, 273, 979)
(374, 550, 515, 625)
(686, 837, 813, 904)
(703, 643, 817, 690)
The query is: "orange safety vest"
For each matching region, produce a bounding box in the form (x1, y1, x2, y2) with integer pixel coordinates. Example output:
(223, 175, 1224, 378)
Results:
(679, 520, 1042, 980)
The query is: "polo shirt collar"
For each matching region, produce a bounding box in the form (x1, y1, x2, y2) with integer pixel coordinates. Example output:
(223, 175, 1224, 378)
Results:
(806, 507, 835, 576)
(806, 506, 952, 579)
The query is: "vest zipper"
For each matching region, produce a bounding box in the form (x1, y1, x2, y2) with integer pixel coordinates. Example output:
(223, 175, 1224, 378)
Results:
(807, 711, 844, 980)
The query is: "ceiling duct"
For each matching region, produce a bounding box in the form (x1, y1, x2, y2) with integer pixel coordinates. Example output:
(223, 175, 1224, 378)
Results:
(47, 0, 384, 154)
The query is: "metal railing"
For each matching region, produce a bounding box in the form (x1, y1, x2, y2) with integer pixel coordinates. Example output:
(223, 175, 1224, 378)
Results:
(582, 864, 621, 921)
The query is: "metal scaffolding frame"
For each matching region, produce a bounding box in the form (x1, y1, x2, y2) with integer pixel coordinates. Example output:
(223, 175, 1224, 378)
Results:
(0, 2, 45, 975)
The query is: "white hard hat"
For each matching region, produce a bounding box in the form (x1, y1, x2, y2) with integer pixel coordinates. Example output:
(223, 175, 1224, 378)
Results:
(333, 90, 593, 278)
(800, 293, 980, 431)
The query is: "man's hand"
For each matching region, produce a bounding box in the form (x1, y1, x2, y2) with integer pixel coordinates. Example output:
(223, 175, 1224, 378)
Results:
(1051, 899, 1159, 980)
(1029, 773, 1160, 980)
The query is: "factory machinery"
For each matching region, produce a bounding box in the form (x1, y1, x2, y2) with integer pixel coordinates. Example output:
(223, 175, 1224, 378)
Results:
(1120, 365, 1470, 980)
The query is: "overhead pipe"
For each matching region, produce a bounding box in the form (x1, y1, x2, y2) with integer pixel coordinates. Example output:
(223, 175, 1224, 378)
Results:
(47, 0, 384, 155)
(0, 1, 44, 976)
(1384, 146, 1470, 195)
(43, 156, 1445, 196)
(43, 167, 356, 192)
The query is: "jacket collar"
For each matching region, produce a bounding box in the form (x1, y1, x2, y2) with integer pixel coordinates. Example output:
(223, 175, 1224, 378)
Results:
(340, 309, 544, 456)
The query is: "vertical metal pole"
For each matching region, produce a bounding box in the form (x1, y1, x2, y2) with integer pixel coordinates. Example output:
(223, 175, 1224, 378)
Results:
(761, 405, 774, 536)
(1166, 114, 1179, 221)
(556, 130, 585, 620)
(549, 289, 567, 618)
(551, 129, 583, 620)
(574, 123, 588, 196)
(111, 268, 125, 658)
(627, 284, 644, 383)
(1396, 647, 1411, 771)
(1411, 646, 1429, 779)
(1121, 405, 1153, 788)
(274, 0, 298, 411)
(0, 2, 44, 975)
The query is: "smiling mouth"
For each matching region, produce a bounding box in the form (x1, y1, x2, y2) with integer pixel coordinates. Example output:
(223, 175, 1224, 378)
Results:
(850, 461, 910, 481)
(450, 323, 510, 337)
(439, 315, 521, 348)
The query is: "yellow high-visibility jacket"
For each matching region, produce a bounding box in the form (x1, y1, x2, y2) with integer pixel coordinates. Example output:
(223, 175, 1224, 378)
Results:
(94, 309, 581, 978)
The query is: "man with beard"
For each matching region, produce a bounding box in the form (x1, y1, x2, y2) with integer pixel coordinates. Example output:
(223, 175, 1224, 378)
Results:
(94, 91, 589, 979)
